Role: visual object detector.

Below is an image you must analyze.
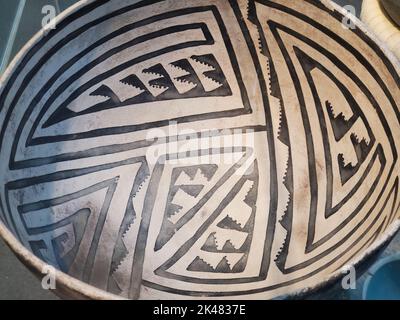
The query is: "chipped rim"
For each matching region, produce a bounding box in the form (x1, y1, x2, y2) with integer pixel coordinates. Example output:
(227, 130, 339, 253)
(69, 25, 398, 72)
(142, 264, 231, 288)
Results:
(0, 0, 399, 300)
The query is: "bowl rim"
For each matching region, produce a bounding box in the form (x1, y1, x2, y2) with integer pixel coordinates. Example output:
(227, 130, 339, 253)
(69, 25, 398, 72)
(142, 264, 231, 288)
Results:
(0, 0, 399, 300)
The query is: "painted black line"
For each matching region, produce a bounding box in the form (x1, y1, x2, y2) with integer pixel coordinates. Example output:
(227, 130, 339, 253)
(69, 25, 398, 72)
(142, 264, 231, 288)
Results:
(128, 146, 251, 298)
(9, 5, 253, 165)
(267, 18, 395, 256)
(6, 156, 146, 190)
(142, 187, 389, 296)
(11, 125, 266, 170)
(229, 0, 278, 282)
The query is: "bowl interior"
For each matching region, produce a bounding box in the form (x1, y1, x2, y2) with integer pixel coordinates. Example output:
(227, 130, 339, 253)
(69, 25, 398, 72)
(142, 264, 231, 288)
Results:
(0, 0, 399, 300)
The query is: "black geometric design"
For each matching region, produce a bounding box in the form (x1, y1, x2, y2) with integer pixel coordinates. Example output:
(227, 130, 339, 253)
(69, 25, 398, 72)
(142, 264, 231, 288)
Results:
(187, 256, 215, 272)
(255, 0, 397, 277)
(4, 6, 254, 154)
(190, 54, 232, 96)
(154, 164, 218, 251)
(18, 178, 118, 279)
(337, 133, 373, 185)
(42, 53, 232, 128)
(30, 208, 90, 273)
(155, 159, 259, 283)
(0, 0, 398, 300)
(326, 97, 375, 183)
(109, 161, 150, 277)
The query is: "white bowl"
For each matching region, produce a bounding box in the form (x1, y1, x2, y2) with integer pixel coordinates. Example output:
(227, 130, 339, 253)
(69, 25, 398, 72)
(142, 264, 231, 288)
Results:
(0, 0, 399, 299)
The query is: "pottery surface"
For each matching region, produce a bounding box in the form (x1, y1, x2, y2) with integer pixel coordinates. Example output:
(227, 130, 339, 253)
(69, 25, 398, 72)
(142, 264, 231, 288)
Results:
(0, 0, 399, 300)
(361, 0, 400, 59)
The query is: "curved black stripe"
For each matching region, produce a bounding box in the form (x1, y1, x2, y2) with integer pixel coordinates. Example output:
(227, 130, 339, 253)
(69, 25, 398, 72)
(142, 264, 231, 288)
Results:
(267, 17, 397, 255)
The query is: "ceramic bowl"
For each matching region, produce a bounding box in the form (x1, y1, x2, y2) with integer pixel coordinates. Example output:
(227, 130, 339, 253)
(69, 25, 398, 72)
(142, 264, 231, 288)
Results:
(0, 0, 399, 299)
